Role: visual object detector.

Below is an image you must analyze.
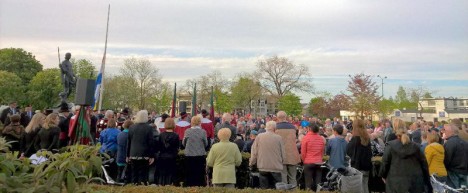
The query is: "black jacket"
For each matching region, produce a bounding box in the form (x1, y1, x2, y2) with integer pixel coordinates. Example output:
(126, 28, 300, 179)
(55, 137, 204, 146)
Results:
(158, 132, 180, 159)
(20, 128, 40, 157)
(215, 122, 237, 142)
(127, 123, 156, 159)
(35, 126, 60, 151)
(346, 136, 372, 171)
(444, 135, 468, 175)
(410, 129, 422, 144)
(381, 140, 432, 193)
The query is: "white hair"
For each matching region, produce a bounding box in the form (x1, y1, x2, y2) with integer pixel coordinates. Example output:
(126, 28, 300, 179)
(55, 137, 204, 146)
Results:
(105, 110, 114, 118)
(222, 113, 232, 122)
(134, 110, 149, 123)
(277, 111, 287, 121)
(266, 121, 276, 132)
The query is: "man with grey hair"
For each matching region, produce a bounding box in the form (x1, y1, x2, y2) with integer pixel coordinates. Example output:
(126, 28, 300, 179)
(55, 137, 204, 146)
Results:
(215, 113, 237, 142)
(443, 123, 468, 189)
(249, 121, 285, 189)
(97, 110, 114, 138)
(275, 111, 301, 186)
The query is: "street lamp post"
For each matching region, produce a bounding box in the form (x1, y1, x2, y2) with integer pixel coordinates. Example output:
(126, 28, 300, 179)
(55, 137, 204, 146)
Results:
(377, 75, 387, 98)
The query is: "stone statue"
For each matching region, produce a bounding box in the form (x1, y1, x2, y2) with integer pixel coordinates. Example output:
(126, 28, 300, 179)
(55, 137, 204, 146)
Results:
(59, 53, 76, 103)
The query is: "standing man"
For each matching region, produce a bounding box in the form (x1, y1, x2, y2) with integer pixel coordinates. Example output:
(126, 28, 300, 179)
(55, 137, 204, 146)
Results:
(20, 105, 34, 127)
(174, 112, 191, 142)
(410, 122, 422, 144)
(443, 124, 468, 189)
(214, 113, 237, 142)
(59, 52, 76, 103)
(275, 111, 301, 187)
(58, 103, 71, 148)
(249, 121, 285, 189)
(1, 101, 18, 126)
(200, 109, 215, 147)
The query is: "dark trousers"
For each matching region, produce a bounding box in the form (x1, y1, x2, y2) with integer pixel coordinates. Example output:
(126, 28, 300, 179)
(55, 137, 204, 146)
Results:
(117, 165, 131, 184)
(304, 163, 322, 191)
(156, 157, 177, 186)
(259, 171, 282, 189)
(131, 159, 150, 185)
(185, 156, 206, 187)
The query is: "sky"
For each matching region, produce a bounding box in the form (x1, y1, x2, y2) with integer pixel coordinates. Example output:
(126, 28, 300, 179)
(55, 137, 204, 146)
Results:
(1, 0, 467, 102)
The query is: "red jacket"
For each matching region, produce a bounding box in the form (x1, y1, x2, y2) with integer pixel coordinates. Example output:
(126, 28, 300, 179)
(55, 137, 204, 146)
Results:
(301, 132, 325, 164)
(201, 118, 214, 139)
(174, 120, 190, 140)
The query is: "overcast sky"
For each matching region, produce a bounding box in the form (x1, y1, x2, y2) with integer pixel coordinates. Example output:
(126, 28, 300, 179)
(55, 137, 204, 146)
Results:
(1, 0, 467, 102)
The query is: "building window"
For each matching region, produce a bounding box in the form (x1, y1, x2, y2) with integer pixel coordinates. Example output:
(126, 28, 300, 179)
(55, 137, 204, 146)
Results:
(428, 100, 436, 106)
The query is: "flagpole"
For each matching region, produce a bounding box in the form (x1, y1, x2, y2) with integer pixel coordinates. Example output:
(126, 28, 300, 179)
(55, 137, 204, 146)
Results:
(98, 4, 110, 111)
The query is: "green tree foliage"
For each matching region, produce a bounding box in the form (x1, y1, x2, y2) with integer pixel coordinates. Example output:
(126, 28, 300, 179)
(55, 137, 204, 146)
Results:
(101, 75, 139, 111)
(230, 75, 262, 113)
(278, 93, 302, 116)
(0, 71, 23, 105)
(150, 82, 172, 113)
(378, 98, 397, 116)
(309, 97, 327, 117)
(214, 88, 233, 114)
(347, 73, 380, 119)
(27, 68, 62, 110)
(71, 58, 97, 79)
(0, 48, 43, 84)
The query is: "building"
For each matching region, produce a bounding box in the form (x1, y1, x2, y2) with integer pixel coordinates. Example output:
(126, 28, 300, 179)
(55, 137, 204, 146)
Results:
(392, 97, 468, 122)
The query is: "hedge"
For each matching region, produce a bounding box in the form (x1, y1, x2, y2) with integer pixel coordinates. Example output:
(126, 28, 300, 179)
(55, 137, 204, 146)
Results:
(91, 185, 331, 193)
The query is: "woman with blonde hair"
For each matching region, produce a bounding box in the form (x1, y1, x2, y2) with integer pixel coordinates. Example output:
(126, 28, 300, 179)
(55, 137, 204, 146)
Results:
(425, 132, 447, 186)
(183, 115, 208, 187)
(155, 118, 180, 185)
(207, 128, 242, 188)
(35, 113, 60, 152)
(20, 113, 46, 157)
(386, 118, 404, 143)
(346, 119, 372, 193)
(381, 118, 432, 193)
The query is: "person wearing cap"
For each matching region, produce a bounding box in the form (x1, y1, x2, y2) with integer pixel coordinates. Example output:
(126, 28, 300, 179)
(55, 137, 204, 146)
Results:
(2, 114, 24, 152)
(174, 112, 191, 143)
(58, 103, 71, 148)
(243, 130, 258, 153)
(200, 109, 215, 147)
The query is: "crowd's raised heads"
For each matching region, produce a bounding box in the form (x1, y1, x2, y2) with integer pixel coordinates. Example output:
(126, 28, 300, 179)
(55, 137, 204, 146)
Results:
(44, 113, 59, 129)
(191, 115, 201, 126)
(218, 128, 232, 141)
(135, 110, 149, 123)
(25, 113, 46, 133)
(222, 113, 232, 122)
(276, 111, 287, 121)
(164, 118, 175, 130)
(105, 110, 114, 118)
(266, 121, 276, 131)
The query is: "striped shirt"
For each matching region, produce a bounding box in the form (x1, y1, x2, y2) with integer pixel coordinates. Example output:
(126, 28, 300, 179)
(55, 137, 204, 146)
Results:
(183, 126, 208, 156)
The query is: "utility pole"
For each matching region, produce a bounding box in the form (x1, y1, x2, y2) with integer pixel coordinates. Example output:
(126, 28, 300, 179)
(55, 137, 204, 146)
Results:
(377, 75, 387, 98)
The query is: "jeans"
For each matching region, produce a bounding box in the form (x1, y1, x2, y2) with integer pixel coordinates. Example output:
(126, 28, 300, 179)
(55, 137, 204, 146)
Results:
(213, 183, 235, 188)
(361, 170, 369, 193)
(447, 171, 468, 189)
(259, 171, 282, 189)
(281, 164, 297, 186)
(304, 164, 322, 191)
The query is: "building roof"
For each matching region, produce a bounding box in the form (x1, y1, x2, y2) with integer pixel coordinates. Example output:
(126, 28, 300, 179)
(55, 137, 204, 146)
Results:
(445, 109, 468, 114)
(396, 109, 419, 114)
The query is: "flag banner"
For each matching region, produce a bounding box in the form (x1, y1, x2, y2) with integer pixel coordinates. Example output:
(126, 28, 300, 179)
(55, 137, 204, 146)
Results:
(210, 86, 215, 124)
(192, 83, 197, 116)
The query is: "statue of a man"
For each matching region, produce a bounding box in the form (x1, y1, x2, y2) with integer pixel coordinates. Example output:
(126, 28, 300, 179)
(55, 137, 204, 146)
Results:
(59, 52, 76, 103)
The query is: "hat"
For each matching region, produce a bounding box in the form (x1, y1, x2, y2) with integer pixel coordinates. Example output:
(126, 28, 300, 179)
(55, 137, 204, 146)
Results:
(59, 103, 70, 113)
(430, 127, 440, 133)
(250, 130, 258, 136)
(180, 112, 188, 119)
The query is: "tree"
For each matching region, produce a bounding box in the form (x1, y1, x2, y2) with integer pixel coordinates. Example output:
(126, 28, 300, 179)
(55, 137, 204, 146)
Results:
(27, 69, 62, 110)
(150, 82, 172, 113)
(394, 85, 417, 110)
(101, 75, 139, 111)
(409, 86, 434, 117)
(309, 97, 328, 118)
(0, 48, 43, 84)
(120, 57, 162, 110)
(329, 94, 351, 118)
(0, 71, 23, 105)
(230, 75, 262, 113)
(347, 73, 380, 119)
(71, 59, 97, 79)
(395, 86, 408, 104)
(214, 88, 233, 114)
(256, 55, 313, 98)
(181, 70, 229, 109)
(278, 93, 302, 116)
(378, 98, 397, 117)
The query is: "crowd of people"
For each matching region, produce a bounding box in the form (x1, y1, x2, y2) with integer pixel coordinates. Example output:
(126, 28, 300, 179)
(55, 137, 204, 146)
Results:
(1, 100, 467, 192)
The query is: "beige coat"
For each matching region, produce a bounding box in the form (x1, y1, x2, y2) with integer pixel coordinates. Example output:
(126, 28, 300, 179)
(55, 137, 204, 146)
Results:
(276, 122, 301, 165)
(249, 131, 285, 173)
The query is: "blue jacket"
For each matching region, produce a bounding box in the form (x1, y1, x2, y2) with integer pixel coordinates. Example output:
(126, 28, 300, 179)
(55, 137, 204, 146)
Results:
(99, 128, 120, 156)
(326, 136, 348, 169)
(116, 129, 129, 165)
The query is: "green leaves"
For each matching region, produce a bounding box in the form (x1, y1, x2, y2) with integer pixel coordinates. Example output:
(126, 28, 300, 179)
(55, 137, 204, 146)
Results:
(278, 93, 303, 116)
(0, 48, 43, 84)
